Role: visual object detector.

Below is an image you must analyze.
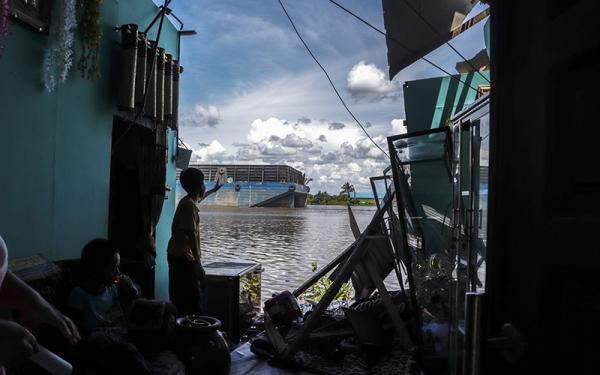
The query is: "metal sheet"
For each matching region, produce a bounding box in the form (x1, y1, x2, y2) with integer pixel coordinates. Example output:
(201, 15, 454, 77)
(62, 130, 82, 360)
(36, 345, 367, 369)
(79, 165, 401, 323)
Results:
(383, 0, 479, 79)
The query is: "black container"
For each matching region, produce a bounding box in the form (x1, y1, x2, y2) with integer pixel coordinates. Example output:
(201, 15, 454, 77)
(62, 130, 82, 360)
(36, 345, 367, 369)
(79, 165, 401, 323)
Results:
(164, 53, 173, 123)
(134, 32, 147, 108)
(172, 60, 181, 129)
(156, 48, 166, 123)
(144, 41, 157, 119)
(175, 315, 230, 375)
(204, 261, 262, 343)
(117, 24, 138, 111)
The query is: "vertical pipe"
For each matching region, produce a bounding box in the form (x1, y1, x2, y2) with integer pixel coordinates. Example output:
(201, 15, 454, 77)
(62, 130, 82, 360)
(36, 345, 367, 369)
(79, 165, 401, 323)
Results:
(134, 32, 147, 109)
(117, 24, 138, 111)
(144, 41, 157, 119)
(172, 60, 181, 129)
(164, 53, 173, 125)
(156, 47, 165, 123)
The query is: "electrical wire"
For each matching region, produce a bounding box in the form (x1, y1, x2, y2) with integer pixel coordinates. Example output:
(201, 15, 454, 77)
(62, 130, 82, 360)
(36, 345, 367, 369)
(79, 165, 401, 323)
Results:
(277, 0, 390, 158)
(398, 0, 490, 84)
(326, 0, 482, 93)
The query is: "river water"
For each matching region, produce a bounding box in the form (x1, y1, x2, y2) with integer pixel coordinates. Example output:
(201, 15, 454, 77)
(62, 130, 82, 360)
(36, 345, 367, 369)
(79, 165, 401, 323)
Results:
(198, 205, 378, 299)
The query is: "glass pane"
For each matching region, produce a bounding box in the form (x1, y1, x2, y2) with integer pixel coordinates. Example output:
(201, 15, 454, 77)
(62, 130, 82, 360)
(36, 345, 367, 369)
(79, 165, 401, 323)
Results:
(389, 128, 455, 369)
(392, 131, 449, 164)
(475, 113, 490, 292)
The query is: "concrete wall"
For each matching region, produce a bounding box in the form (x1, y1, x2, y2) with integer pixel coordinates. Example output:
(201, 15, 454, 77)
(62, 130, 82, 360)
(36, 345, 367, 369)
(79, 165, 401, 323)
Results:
(0, 0, 179, 299)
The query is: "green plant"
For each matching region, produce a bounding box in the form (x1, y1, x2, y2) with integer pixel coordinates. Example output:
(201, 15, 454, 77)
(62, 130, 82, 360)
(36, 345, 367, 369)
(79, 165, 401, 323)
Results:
(240, 272, 261, 303)
(303, 261, 353, 302)
(77, 0, 102, 81)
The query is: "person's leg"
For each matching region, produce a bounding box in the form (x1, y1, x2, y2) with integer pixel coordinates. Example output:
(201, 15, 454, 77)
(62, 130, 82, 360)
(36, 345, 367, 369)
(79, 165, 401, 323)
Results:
(168, 255, 177, 306)
(195, 262, 206, 314)
(168, 256, 201, 315)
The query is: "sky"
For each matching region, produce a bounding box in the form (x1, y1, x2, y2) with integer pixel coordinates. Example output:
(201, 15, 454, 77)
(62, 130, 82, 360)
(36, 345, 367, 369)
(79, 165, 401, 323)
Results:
(163, 0, 489, 193)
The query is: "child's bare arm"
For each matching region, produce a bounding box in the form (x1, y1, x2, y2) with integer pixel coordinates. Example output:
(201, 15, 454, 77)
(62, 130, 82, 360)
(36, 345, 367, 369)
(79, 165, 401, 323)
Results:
(0, 271, 81, 344)
(200, 183, 222, 201)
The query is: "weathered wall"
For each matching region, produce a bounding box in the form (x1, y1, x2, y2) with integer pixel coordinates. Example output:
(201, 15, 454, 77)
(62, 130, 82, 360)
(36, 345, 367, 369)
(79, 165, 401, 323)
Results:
(0, 0, 178, 299)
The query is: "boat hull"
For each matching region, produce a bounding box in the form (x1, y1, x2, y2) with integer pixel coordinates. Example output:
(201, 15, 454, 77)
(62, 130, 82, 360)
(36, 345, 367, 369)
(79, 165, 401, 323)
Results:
(176, 181, 309, 208)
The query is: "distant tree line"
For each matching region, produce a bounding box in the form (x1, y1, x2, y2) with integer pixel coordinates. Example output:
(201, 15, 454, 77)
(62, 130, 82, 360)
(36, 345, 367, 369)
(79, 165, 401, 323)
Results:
(307, 182, 375, 206)
(307, 191, 352, 205)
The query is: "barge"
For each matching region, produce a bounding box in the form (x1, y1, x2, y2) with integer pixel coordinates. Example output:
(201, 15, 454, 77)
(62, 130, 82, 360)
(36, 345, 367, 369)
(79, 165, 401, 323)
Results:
(177, 164, 310, 208)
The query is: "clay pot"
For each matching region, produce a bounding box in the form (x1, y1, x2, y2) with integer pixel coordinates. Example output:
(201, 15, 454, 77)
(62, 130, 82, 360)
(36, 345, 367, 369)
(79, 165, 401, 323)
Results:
(174, 315, 231, 375)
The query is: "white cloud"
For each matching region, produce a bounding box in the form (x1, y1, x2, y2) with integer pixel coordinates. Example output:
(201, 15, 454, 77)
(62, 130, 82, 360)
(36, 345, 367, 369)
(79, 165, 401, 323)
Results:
(214, 117, 389, 191)
(193, 140, 226, 161)
(181, 105, 221, 128)
(391, 118, 407, 135)
(280, 133, 313, 148)
(347, 61, 400, 101)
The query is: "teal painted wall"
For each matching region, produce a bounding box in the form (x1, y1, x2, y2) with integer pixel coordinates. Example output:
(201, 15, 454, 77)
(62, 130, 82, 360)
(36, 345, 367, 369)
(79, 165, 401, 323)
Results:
(403, 71, 491, 132)
(155, 128, 177, 301)
(0, 0, 178, 299)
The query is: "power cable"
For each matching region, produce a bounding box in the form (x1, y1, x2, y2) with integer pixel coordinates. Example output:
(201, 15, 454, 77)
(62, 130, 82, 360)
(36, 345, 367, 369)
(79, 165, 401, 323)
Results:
(277, 0, 390, 158)
(326, 0, 481, 93)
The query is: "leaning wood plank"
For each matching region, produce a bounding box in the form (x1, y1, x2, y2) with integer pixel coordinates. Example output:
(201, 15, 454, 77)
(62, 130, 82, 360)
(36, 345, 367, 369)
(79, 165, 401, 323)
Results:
(283, 199, 394, 359)
(282, 234, 370, 359)
(364, 259, 415, 351)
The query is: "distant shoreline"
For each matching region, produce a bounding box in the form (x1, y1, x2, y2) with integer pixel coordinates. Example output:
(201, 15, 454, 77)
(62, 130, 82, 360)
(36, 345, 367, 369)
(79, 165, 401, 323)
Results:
(308, 201, 377, 207)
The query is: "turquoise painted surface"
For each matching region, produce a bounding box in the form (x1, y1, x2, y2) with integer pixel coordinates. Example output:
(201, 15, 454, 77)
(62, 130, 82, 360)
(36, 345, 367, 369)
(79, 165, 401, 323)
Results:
(0, 0, 178, 298)
(155, 129, 177, 301)
(403, 71, 491, 133)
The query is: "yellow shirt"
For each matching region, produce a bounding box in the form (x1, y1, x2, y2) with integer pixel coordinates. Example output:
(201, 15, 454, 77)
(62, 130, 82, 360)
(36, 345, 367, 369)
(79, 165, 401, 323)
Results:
(167, 195, 200, 261)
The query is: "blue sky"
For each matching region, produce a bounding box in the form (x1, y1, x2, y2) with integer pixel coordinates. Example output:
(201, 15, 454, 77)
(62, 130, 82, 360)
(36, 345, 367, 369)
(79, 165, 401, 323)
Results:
(163, 0, 489, 192)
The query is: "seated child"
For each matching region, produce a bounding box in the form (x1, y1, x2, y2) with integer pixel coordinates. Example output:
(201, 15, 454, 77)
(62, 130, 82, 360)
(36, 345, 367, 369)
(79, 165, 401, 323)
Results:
(67, 238, 150, 374)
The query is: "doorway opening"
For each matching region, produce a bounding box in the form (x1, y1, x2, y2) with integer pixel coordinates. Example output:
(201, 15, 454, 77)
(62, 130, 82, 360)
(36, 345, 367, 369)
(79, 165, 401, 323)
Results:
(108, 117, 168, 298)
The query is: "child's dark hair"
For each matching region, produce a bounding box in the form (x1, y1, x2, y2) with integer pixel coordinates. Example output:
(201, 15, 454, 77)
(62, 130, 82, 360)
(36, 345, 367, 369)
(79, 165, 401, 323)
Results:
(180, 168, 204, 194)
(81, 238, 119, 275)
